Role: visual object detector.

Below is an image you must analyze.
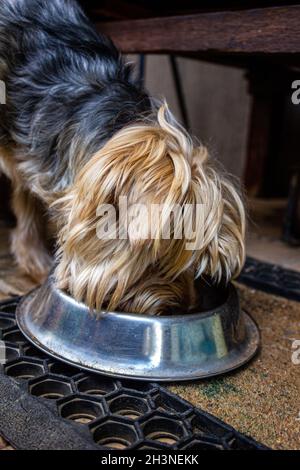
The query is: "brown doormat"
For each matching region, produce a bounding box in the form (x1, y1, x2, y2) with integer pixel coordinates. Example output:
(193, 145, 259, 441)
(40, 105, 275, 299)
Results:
(169, 284, 300, 450)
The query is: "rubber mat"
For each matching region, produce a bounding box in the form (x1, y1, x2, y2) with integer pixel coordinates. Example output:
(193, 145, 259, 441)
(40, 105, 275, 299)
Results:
(239, 257, 300, 302)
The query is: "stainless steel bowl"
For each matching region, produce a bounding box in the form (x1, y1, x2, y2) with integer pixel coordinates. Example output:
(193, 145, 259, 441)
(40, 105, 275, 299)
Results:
(16, 277, 260, 381)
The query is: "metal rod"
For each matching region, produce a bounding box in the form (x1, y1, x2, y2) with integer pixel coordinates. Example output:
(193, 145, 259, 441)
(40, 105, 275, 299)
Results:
(170, 55, 190, 129)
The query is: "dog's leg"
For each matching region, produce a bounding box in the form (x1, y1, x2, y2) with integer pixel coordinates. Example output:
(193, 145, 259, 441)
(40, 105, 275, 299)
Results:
(10, 185, 53, 283)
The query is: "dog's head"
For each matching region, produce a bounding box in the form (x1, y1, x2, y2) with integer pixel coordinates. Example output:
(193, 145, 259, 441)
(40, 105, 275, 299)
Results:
(54, 104, 245, 314)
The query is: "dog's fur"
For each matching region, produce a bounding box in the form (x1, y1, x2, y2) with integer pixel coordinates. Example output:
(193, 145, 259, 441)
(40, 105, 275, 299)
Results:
(0, 0, 245, 314)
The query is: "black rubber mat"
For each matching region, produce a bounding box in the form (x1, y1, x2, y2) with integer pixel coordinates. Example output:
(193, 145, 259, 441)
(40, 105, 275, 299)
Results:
(239, 257, 300, 302)
(0, 297, 267, 450)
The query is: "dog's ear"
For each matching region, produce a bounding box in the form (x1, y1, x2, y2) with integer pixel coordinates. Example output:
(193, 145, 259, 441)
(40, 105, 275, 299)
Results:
(190, 149, 246, 284)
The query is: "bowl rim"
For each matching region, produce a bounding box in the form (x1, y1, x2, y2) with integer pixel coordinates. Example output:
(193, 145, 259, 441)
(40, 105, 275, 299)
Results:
(44, 275, 235, 321)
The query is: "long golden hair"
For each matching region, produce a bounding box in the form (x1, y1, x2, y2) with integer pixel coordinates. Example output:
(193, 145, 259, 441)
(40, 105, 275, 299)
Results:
(54, 105, 245, 314)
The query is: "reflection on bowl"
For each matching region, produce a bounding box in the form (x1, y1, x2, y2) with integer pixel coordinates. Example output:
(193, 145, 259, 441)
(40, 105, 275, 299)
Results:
(16, 277, 260, 381)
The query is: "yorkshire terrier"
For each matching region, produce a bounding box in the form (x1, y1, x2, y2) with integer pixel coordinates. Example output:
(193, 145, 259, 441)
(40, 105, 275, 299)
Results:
(0, 0, 245, 315)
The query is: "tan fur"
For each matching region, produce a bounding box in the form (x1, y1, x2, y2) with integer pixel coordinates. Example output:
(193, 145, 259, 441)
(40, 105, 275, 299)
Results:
(54, 105, 245, 314)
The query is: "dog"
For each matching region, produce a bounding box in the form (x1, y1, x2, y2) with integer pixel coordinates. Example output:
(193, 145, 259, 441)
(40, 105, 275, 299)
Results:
(0, 0, 245, 315)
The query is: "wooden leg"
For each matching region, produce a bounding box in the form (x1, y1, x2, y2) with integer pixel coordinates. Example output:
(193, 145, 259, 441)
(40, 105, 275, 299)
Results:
(244, 64, 290, 197)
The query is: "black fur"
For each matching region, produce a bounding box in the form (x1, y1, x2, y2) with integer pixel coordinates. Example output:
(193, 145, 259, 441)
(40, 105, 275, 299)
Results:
(0, 0, 151, 193)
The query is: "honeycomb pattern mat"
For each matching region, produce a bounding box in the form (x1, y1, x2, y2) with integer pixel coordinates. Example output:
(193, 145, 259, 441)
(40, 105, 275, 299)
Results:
(239, 257, 300, 302)
(0, 297, 267, 450)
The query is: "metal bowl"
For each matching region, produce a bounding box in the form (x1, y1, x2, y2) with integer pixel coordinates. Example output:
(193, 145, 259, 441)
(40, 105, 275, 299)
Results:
(16, 277, 260, 382)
